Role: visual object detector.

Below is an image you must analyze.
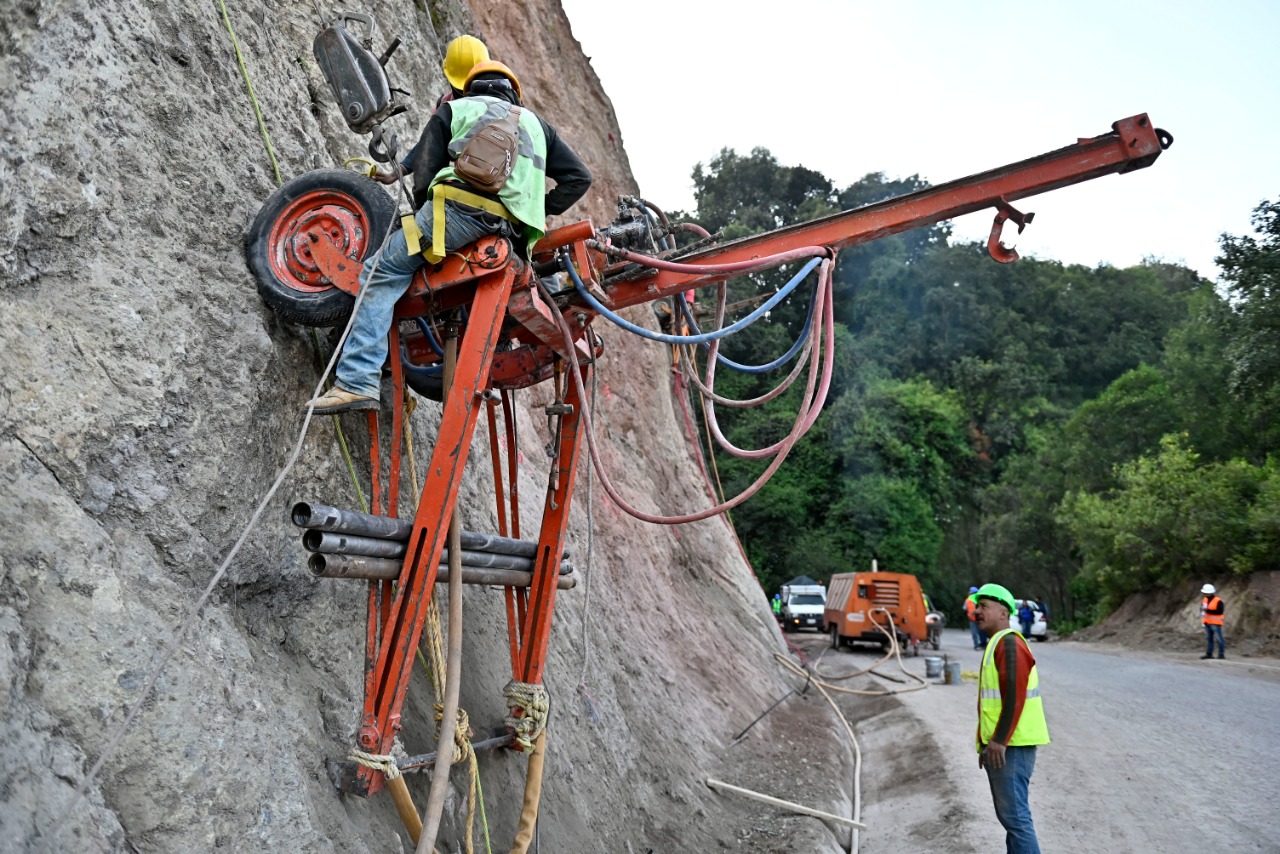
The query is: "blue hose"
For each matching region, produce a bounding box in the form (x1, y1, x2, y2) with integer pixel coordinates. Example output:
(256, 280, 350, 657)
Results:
(677, 281, 816, 373)
(416, 318, 444, 356)
(566, 251, 821, 346)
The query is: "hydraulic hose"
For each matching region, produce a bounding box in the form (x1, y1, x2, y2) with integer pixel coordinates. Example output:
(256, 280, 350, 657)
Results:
(569, 254, 822, 345)
(678, 282, 818, 374)
(535, 259, 837, 525)
(697, 277, 829, 460)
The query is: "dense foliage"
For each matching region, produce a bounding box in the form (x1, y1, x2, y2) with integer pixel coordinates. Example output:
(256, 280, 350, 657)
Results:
(675, 148, 1279, 624)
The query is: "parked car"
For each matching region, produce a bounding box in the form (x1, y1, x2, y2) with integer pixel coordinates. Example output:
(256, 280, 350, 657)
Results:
(1014, 599, 1048, 641)
(923, 592, 946, 650)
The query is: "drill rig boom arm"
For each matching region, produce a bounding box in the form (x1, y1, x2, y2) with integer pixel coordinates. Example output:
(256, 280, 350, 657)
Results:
(583, 114, 1171, 309)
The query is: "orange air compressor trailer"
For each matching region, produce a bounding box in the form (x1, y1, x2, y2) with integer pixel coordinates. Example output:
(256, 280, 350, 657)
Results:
(823, 569, 930, 655)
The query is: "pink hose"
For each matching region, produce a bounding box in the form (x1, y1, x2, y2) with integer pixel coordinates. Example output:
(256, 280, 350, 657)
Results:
(537, 258, 837, 525)
(701, 262, 833, 460)
(596, 242, 828, 275)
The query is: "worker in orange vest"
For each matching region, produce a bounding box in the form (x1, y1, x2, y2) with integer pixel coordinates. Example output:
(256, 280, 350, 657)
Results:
(1200, 583, 1225, 659)
(966, 587, 987, 650)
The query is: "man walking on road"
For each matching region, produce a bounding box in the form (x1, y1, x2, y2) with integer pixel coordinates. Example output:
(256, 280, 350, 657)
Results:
(966, 586, 986, 649)
(1201, 583, 1226, 659)
(974, 582, 1050, 854)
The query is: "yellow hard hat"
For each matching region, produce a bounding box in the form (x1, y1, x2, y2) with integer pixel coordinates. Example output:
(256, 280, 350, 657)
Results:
(464, 59, 523, 102)
(442, 35, 489, 91)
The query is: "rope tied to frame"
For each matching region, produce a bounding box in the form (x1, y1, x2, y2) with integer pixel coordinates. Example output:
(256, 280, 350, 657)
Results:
(434, 704, 477, 764)
(432, 703, 482, 854)
(347, 749, 401, 781)
(503, 680, 550, 752)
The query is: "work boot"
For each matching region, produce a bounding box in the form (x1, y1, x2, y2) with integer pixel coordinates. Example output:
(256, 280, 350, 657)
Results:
(1200, 654, 1213, 659)
(306, 386, 379, 414)
(1217, 653, 1225, 659)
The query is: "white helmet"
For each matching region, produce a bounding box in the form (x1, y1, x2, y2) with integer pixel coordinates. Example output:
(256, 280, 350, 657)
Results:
(1201, 583, 1216, 595)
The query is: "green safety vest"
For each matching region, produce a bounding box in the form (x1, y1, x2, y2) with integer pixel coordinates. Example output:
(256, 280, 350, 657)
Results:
(430, 95, 549, 249)
(976, 627, 1050, 751)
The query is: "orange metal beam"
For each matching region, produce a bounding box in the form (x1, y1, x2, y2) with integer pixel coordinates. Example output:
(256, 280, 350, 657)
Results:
(519, 360, 591, 685)
(352, 264, 516, 795)
(589, 114, 1169, 310)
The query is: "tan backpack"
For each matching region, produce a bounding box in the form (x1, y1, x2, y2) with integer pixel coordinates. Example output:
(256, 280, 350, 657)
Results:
(453, 105, 522, 193)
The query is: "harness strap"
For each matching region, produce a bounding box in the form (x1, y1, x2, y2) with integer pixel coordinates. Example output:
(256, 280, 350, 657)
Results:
(424, 184, 517, 263)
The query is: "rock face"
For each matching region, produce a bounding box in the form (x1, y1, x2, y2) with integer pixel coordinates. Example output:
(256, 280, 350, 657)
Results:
(0, 1, 810, 851)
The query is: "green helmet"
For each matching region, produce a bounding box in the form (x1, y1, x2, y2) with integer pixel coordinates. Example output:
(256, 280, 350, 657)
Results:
(974, 583, 1016, 615)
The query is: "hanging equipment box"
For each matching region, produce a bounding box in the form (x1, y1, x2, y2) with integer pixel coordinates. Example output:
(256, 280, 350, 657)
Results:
(312, 12, 407, 134)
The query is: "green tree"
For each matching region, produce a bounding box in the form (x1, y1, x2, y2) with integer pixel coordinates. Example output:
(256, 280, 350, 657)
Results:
(1217, 198, 1280, 396)
(1059, 435, 1266, 608)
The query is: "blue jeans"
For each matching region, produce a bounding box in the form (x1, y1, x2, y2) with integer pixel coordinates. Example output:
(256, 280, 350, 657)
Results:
(1204, 624, 1225, 656)
(335, 200, 509, 398)
(985, 745, 1041, 854)
(970, 620, 987, 648)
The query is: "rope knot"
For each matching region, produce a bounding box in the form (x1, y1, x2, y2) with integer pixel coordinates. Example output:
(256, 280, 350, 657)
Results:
(434, 703, 476, 764)
(347, 749, 400, 780)
(503, 679, 550, 752)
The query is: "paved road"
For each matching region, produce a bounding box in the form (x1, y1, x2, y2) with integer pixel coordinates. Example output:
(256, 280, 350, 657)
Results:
(888, 628, 1280, 852)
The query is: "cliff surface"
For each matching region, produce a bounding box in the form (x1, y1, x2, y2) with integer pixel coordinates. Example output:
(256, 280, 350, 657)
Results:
(0, 1, 848, 851)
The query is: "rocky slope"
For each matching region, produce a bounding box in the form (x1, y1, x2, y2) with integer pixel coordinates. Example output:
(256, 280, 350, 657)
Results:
(0, 1, 842, 851)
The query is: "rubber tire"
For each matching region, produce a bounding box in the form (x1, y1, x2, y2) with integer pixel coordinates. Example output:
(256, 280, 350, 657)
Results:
(402, 365, 444, 402)
(246, 169, 397, 327)
(830, 625, 840, 650)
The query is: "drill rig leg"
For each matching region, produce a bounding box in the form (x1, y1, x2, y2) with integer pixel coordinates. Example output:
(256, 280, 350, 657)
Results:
(520, 359, 592, 684)
(342, 264, 516, 796)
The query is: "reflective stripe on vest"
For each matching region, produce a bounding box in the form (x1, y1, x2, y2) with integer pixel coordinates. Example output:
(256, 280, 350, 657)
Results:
(1202, 596, 1224, 626)
(431, 95, 548, 248)
(976, 627, 1050, 751)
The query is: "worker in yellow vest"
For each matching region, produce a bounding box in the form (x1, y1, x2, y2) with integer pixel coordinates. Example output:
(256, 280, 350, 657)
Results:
(1200, 583, 1225, 659)
(973, 582, 1050, 854)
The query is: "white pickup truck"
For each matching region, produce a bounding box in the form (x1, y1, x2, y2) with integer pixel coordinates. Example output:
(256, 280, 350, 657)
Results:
(780, 581, 826, 632)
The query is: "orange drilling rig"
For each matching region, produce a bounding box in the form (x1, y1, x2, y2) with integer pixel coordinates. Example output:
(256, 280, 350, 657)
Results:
(245, 13, 1172, 851)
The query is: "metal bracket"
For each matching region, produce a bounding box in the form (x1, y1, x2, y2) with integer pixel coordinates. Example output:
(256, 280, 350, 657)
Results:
(987, 199, 1035, 264)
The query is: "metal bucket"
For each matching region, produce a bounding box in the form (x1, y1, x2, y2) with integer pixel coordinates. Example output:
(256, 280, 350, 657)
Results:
(924, 656, 943, 678)
(944, 661, 963, 685)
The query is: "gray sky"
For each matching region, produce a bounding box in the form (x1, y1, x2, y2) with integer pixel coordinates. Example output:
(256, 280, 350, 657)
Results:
(559, 0, 1278, 280)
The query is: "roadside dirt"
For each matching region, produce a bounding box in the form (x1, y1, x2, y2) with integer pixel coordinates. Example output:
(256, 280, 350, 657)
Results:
(763, 625, 1280, 854)
(1074, 571, 1280, 658)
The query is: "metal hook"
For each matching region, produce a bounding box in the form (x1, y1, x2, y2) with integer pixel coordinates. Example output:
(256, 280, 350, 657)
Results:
(368, 124, 399, 164)
(986, 199, 1035, 264)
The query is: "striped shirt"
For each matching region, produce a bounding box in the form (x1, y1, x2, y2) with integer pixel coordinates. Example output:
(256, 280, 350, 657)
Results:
(990, 631, 1036, 745)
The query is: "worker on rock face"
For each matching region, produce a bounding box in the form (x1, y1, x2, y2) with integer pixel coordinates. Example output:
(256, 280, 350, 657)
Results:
(308, 61, 592, 414)
(374, 34, 489, 186)
(973, 582, 1050, 854)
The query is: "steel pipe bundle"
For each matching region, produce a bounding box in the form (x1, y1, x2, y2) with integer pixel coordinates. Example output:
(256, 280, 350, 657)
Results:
(292, 501, 571, 559)
(293, 500, 575, 582)
(309, 553, 576, 589)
